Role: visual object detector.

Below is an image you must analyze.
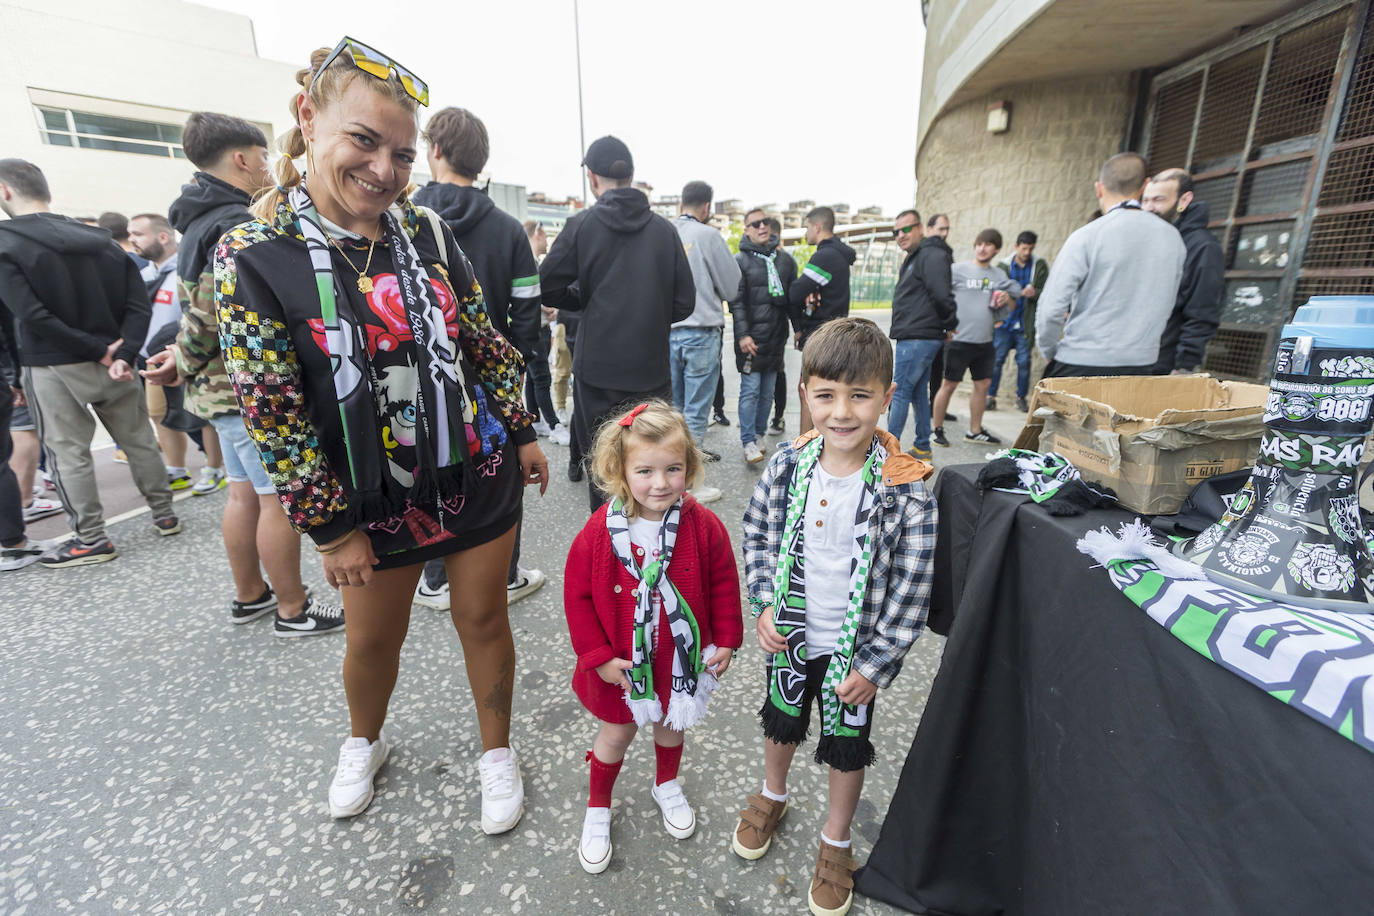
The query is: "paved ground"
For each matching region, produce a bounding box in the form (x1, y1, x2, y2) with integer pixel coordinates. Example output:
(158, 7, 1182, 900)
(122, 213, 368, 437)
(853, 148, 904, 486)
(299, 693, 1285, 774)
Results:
(1, 311, 1030, 914)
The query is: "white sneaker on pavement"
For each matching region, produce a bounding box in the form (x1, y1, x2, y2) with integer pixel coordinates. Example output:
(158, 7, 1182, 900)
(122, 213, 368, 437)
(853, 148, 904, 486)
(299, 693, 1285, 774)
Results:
(651, 779, 696, 839)
(690, 485, 722, 504)
(579, 807, 613, 874)
(22, 496, 63, 522)
(329, 734, 390, 818)
(0, 539, 51, 571)
(507, 567, 546, 605)
(191, 466, 226, 496)
(414, 578, 450, 610)
(743, 441, 764, 465)
(532, 420, 552, 437)
(549, 425, 571, 446)
(478, 747, 524, 834)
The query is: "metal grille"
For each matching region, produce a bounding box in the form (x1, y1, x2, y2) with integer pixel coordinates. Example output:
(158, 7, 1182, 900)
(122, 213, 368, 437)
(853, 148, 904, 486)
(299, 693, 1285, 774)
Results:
(1193, 48, 1266, 169)
(1204, 327, 1277, 378)
(1147, 74, 1202, 170)
(1292, 275, 1374, 308)
(1191, 174, 1239, 218)
(1238, 160, 1311, 215)
(1317, 142, 1374, 205)
(1303, 210, 1374, 267)
(1338, 12, 1374, 140)
(1253, 12, 1347, 149)
(1231, 220, 1295, 269)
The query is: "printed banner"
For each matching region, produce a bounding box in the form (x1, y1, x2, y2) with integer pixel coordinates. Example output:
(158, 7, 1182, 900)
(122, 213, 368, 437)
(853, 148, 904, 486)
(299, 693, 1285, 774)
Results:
(1102, 557, 1374, 753)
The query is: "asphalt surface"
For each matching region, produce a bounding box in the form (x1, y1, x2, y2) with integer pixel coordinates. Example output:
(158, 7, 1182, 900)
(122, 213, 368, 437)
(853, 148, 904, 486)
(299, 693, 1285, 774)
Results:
(2, 311, 1032, 914)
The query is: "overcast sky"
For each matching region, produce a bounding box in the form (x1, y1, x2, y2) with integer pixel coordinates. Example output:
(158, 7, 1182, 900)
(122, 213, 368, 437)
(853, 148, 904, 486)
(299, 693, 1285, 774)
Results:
(196, 0, 924, 212)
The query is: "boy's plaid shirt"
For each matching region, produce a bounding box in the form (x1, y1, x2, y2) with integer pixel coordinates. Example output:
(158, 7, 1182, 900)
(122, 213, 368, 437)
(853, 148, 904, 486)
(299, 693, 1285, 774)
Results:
(741, 438, 937, 688)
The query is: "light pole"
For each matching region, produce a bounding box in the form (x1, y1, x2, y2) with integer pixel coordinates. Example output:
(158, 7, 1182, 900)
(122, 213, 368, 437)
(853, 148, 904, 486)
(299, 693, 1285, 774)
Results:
(574, 0, 588, 204)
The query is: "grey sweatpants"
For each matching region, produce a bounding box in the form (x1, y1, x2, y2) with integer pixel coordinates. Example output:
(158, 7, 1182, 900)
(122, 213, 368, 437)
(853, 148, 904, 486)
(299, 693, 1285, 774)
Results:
(23, 363, 173, 543)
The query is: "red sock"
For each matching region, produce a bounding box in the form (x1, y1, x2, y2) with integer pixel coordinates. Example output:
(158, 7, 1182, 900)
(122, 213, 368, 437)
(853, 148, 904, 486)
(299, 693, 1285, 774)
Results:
(587, 750, 622, 808)
(654, 741, 683, 786)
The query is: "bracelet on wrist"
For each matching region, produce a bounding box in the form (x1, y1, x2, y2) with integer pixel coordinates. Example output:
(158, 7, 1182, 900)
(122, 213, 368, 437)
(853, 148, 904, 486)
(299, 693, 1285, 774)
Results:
(748, 596, 771, 619)
(315, 530, 356, 555)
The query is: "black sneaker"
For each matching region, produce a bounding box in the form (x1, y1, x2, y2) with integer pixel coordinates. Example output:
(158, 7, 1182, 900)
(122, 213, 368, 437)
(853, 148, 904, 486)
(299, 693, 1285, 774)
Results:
(769, 416, 785, 434)
(568, 460, 584, 483)
(711, 411, 731, 427)
(274, 597, 345, 638)
(40, 538, 116, 568)
(701, 448, 722, 463)
(933, 426, 950, 447)
(965, 428, 1003, 444)
(153, 515, 182, 536)
(945, 412, 959, 423)
(1016, 396, 1030, 413)
(231, 585, 278, 624)
(985, 397, 998, 412)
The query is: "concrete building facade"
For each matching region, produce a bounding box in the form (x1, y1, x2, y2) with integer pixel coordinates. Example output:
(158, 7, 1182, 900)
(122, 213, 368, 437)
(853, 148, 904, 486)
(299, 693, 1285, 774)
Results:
(916, 0, 1370, 379)
(0, 0, 298, 217)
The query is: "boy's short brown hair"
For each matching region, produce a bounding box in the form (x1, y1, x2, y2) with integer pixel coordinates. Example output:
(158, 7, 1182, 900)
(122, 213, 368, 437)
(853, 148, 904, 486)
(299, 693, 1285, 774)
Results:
(801, 317, 893, 387)
(974, 228, 1002, 248)
(422, 107, 489, 180)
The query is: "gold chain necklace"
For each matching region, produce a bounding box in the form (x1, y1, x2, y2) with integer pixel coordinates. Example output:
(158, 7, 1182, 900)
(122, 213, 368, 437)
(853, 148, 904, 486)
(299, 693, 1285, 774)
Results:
(326, 231, 379, 294)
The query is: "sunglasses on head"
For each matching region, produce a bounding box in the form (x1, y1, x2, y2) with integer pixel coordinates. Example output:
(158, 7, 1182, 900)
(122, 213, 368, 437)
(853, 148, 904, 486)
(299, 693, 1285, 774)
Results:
(892, 224, 919, 237)
(747, 219, 769, 229)
(314, 36, 429, 107)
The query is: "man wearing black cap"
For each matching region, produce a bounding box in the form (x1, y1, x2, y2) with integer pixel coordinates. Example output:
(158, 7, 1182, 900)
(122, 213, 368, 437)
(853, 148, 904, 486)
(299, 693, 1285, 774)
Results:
(540, 136, 695, 510)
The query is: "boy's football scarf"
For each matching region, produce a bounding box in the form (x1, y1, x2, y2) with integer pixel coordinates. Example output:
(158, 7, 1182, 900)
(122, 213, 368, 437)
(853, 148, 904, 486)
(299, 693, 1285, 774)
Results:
(605, 497, 719, 730)
(750, 248, 784, 297)
(762, 434, 883, 759)
(287, 183, 471, 519)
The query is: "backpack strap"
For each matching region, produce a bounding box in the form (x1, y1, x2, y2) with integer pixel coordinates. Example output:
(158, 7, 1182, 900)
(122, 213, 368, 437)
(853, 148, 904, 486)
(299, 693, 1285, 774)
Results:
(418, 205, 449, 269)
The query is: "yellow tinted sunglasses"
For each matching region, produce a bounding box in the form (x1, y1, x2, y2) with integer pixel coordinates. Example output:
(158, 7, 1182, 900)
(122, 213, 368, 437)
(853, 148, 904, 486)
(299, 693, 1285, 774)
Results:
(314, 36, 429, 107)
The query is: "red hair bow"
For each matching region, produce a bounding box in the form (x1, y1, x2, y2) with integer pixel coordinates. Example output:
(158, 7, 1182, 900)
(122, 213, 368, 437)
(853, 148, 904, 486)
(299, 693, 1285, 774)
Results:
(619, 403, 649, 426)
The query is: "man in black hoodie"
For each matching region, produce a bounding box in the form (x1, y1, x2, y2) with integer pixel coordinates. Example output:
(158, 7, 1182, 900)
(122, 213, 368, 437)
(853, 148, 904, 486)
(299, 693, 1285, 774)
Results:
(731, 208, 795, 464)
(540, 136, 695, 510)
(1143, 169, 1224, 374)
(412, 107, 549, 605)
(787, 205, 856, 433)
(887, 209, 957, 460)
(0, 159, 176, 567)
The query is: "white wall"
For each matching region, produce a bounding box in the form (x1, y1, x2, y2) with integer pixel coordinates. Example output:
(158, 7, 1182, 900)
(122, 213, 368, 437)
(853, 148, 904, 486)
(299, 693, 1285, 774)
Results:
(0, 0, 298, 217)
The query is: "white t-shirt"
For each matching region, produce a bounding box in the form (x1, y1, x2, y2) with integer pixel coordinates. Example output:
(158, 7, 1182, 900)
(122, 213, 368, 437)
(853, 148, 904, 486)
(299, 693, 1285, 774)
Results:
(801, 463, 865, 658)
(627, 514, 666, 645)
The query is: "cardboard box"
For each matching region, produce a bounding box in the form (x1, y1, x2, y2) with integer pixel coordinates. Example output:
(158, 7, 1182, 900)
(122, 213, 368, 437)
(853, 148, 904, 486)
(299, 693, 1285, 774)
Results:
(1012, 375, 1269, 515)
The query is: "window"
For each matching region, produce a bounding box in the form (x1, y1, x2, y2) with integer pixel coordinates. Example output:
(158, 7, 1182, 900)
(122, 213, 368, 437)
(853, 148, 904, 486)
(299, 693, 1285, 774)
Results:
(35, 105, 187, 159)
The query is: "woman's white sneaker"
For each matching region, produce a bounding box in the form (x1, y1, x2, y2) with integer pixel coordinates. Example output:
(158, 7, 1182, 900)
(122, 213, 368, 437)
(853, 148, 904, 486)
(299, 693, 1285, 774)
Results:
(329, 735, 390, 818)
(579, 806, 613, 874)
(478, 747, 525, 834)
(651, 779, 696, 839)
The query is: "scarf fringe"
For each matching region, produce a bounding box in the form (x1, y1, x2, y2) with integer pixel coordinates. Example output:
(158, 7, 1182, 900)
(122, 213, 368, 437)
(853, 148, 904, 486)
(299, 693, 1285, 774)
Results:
(626, 696, 663, 727)
(1077, 519, 1207, 581)
(815, 735, 876, 773)
(759, 700, 809, 745)
(624, 646, 722, 730)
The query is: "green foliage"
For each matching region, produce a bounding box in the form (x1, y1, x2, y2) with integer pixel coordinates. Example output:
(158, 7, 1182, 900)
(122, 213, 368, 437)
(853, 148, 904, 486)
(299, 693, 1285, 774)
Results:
(788, 242, 816, 271)
(725, 222, 743, 255)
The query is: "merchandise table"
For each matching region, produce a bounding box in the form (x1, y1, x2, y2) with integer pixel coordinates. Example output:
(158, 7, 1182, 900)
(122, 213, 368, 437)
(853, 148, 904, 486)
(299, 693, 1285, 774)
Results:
(854, 464, 1374, 915)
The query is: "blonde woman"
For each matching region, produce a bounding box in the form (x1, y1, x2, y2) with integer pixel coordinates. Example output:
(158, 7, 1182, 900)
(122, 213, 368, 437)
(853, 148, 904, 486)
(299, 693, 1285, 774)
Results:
(215, 38, 547, 827)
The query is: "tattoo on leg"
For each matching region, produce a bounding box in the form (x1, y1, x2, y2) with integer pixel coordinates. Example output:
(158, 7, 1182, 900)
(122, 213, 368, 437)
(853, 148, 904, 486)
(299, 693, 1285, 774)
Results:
(483, 655, 514, 719)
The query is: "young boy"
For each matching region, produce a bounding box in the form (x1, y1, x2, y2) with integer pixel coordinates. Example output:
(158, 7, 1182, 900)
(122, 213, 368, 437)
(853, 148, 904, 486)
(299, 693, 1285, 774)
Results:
(736, 317, 936, 916)
(931, 228, 1021, 446)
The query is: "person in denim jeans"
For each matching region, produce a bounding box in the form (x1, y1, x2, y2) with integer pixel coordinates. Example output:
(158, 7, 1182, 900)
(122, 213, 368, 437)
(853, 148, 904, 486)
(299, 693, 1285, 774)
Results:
(730, 208, 794, 464)
(991, 231, 1048, 413)
(885, 210, 956, 459)
(670, 181, 742, 473)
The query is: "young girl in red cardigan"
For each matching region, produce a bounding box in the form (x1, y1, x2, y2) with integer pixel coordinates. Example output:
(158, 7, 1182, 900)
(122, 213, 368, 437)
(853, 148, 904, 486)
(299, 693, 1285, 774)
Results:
(563, 400, 743, 874)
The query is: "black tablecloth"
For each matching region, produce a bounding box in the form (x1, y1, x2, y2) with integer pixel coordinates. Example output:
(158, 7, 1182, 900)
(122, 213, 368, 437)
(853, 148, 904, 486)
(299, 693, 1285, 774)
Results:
(855, 464, 1374, 916)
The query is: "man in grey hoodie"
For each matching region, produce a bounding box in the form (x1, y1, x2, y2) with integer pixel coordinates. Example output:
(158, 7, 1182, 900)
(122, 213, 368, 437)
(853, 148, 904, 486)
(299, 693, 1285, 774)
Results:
(670, 181, 742, 473)
(1036, 153, 1186, 377)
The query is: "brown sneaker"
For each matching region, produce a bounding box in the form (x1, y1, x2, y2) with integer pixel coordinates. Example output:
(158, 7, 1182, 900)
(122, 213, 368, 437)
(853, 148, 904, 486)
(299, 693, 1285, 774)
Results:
(731, 791, 787, 860)
(807, 838, 856, 915)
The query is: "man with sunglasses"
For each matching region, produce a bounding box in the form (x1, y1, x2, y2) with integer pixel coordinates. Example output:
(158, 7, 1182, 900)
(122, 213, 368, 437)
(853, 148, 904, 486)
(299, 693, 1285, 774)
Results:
(886, 209, 956, 460)
(730, 209, 795, 464)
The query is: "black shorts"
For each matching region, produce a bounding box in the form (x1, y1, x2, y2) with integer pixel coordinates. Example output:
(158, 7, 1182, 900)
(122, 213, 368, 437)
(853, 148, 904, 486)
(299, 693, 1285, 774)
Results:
(943, 341, 995, 382)
(759, 653, 876, 771)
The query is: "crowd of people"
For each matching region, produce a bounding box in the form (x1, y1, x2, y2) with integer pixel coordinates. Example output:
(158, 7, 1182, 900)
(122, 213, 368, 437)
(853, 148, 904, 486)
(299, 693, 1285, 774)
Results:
(0, 34, 1224, 916)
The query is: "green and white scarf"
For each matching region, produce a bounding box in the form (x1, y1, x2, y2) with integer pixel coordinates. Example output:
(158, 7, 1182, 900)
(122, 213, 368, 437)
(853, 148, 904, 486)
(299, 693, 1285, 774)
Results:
(606, 497, 719, 730)
(751, 248, 784, 297)
(763, 435, 884, 747)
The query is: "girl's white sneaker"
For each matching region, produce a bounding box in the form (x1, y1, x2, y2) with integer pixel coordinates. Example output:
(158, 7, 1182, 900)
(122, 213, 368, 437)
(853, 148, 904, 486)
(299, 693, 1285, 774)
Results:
(579, 806, 613, 874)
(651, 779, 696, 839)
(329, 734, 390, 818)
